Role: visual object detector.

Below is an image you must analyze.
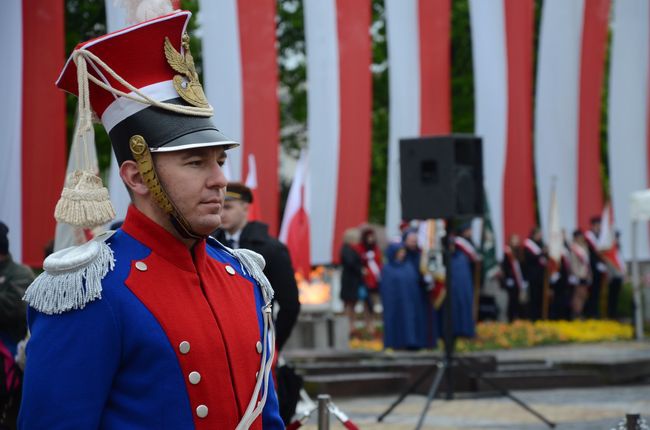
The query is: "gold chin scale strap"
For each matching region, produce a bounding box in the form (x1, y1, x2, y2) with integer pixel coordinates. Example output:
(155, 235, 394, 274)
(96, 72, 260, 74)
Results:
(129, 135, 204, 240)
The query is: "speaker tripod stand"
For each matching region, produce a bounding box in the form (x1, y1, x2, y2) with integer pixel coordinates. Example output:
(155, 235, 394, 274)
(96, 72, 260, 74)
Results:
(377, 231, 555, 430)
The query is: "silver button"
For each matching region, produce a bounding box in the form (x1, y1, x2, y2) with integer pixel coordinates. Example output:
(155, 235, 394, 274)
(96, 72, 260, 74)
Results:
(256, 341, 263, 354)
(225, 265, 236, 275)
(179, 341, 190, 354)
(196, 404, 208, 418)
(135, 261, 148, 271)
(189, 371, 201, 385)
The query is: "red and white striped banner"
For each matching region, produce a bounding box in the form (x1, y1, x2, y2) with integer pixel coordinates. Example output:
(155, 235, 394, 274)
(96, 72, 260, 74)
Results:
(468, 0, 537, 256)
(0, 0, 66, 267)
(304, 0, 372, 264)
(535, 0, 610, 240)
(384, 0, 451, 240)
(608, 0, 650, 260)
(199, 0, 280, 234)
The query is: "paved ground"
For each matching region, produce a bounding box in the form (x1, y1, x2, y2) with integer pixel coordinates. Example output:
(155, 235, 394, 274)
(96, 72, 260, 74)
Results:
(298, 384, 650, 429)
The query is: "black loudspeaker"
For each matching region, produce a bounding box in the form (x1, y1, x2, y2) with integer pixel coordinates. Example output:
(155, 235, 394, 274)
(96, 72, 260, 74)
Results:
(400, 135, 483, 220)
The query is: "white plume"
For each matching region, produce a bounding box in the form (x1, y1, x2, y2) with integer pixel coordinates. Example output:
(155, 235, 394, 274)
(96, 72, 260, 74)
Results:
(114, 0, 174, 25)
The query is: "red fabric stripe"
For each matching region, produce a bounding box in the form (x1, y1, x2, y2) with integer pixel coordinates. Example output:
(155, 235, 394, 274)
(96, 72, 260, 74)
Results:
(237, 0, 280, 235)
(332, 0, 372, 263)
(418, 0, 451, 134)
(21, 0, 66, 267)
(577, 0, 610, 230)
(503, 0, 535, 244)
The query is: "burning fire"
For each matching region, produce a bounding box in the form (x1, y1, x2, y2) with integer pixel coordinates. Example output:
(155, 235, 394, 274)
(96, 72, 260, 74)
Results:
(295, 266, 331, 305)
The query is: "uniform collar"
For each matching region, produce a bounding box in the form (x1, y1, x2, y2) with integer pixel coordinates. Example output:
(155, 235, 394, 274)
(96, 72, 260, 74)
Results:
(122, 205, 206, 273)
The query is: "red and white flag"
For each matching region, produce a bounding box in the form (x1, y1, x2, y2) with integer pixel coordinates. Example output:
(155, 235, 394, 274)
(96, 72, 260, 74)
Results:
(598, 202, 625, 273)
(279, 151, 311, 278)
(245, 154, 261, 222)
(303, 0, 373, 264)
(0, 2, 66, 266)
(535, 0, 611, 238)
(199, 0, 280, 234)
(385, 0, 451, 240)
(469, 0, 537, 257)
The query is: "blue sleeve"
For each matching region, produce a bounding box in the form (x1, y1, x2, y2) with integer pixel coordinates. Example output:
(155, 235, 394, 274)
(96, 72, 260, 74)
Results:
(18, 298, 121, 430)
(262, 363, 285, 429)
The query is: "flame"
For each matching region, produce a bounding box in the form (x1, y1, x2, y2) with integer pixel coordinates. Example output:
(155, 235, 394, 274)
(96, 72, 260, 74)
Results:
(295, 266, 332, 305)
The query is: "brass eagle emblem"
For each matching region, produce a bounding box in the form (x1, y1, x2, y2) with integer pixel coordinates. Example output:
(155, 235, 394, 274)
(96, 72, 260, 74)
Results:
(164, 33, 209, 109)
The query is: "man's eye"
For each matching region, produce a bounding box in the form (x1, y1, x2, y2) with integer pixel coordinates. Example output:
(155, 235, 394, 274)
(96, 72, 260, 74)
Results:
(218, 160, 226, 167)
(186, 159, 202, 166)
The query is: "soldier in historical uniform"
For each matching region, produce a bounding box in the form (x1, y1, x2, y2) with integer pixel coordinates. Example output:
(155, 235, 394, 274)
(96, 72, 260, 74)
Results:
(19, 6, 283, 429)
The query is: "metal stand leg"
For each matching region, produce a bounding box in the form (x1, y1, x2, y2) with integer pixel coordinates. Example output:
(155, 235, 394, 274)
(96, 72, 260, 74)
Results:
(415, 361, 446, 430)
(377, 365, 437, 422)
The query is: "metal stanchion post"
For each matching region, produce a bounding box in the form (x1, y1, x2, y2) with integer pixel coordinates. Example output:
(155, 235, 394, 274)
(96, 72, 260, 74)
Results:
(627, 414, 640, 430)
(317, 395, 330, 430)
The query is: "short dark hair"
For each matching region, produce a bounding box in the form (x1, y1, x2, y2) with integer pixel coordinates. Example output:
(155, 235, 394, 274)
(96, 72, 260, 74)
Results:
(225, 182, 253, 203)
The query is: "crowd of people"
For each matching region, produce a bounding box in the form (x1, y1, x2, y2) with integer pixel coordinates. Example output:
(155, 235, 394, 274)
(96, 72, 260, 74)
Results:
(501, 216, 625, 322)
(339, 224, 478, 351)
(338, 215, 627, 352)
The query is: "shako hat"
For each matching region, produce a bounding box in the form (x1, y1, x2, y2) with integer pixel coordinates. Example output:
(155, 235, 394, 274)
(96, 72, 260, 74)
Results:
(56, 9, 236, 165)
(53, 4, 237, 236)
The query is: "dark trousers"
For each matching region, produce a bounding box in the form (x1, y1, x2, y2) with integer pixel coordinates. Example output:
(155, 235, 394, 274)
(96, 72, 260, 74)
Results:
(607, 276, 622, 319)
(505, 287, 521, 322)
(584, 271, 603, 318)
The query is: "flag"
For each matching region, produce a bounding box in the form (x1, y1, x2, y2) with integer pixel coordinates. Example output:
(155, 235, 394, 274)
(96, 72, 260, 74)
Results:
(598, 202, 625, 273)
(279, 150, 311, 277)
(199, 0, 280, 235)
(536, 0, 611, 237)
(304, 0, 373, 263)
(480, 190, 499, 279)
(469, 0, 536, 258)
(0, 2, 66, 266)
(385, 0, 451, 240)
(245, 154, 261, 222)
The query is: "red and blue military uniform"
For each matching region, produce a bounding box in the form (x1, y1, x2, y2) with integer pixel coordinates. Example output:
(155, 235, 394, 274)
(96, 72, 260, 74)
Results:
(19, 206, 284, 429)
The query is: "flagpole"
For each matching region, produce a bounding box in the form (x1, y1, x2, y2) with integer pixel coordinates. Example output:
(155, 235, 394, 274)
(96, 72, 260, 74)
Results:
(543, 177, 558, 320)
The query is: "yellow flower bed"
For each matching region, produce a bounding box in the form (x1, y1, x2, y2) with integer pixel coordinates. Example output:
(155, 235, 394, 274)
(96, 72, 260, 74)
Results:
(349, 320, 634, 352)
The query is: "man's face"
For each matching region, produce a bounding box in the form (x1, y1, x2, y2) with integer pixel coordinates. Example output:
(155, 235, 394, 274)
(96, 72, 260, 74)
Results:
(154, 146, 228, 236)
(220, 199, 248, 233)
(510, 234, 520, 248)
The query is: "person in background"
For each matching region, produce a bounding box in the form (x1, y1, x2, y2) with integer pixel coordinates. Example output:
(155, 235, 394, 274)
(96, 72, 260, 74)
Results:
(584, 216, 607, 318)
(339, 228, 365, 336)
(380, 244, 425, 350)
(0, 222, 34, 357)
(501, 234, 525, 322)
(449, 226, 477, 337)
(357, 228, 383, 331)
(214, 182, 301, 352)
(549, 231, 572, 320)
(569, 229, 591, 319)
(606, 231, 624, 319)
(523, 227, 547, 321)
(0, 222, 35, 429)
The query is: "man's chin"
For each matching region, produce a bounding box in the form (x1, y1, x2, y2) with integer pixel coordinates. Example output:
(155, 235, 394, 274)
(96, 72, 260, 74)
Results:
(191, 215, 222, 236)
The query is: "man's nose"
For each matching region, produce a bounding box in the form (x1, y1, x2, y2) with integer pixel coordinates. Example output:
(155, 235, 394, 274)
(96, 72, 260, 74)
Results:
(208, 160, 228, 188)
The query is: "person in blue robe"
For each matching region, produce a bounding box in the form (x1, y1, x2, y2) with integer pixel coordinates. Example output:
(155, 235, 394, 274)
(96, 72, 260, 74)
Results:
(380, 243, 426, 350)
(448, 241, 477, 338)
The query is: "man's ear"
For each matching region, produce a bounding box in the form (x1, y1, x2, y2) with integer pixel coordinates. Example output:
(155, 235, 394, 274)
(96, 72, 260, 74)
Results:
(120, 160, 148, 197)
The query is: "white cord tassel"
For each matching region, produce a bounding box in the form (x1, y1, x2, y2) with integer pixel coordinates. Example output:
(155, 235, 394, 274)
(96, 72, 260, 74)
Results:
(55, 170, 116, 227)
(54, 53, 115, 228)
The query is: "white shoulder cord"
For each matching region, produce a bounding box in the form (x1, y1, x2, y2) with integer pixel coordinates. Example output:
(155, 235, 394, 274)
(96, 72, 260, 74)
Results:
(72, 49, 213, 120)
